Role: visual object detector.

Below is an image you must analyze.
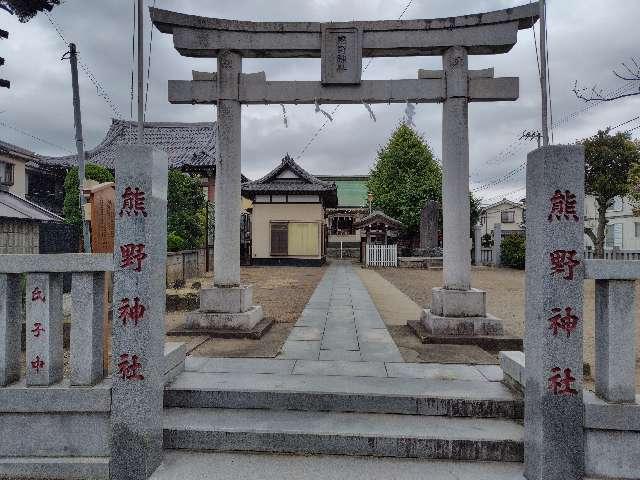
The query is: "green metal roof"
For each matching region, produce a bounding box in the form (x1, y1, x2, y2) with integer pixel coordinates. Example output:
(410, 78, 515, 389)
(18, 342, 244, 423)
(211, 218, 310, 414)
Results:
(333, 179, 368, 208)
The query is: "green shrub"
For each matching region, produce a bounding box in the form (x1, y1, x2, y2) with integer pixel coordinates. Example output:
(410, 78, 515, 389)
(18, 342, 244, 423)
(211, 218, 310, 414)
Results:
(167, 170, 206, 251)
(500, 234, 525, 269)
(167, 232, 187, 252)
(63, 164, 114, 226)
(481, 233, 493, 248)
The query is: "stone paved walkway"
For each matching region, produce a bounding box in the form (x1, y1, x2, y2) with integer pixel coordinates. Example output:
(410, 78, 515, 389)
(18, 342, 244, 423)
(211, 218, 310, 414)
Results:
(278, 262, 404, 362)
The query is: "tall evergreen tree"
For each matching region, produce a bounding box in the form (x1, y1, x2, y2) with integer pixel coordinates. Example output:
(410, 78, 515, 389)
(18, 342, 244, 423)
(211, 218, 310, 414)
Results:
(367, 123, 442, 234)
(582, 130, 640, 258)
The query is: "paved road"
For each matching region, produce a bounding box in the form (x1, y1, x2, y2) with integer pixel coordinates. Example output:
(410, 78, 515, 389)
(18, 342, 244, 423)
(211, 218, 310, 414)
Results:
(278, 261, 404, 362)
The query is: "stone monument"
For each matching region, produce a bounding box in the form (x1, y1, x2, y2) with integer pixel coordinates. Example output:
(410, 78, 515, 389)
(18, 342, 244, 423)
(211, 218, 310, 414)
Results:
(111, 145, 168, 480)
(420, 199, 439, 252)
(524, 145, 585, 480)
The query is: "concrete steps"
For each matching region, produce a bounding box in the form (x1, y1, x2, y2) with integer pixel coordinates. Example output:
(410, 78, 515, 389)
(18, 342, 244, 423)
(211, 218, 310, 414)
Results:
(163, 407, 523, 462)
(164, 371, 523, 419)
(151, 451, 528, 480)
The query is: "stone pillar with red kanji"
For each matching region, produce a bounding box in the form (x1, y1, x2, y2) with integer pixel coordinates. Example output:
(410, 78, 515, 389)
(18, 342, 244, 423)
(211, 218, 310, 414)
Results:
(524, 145, 586, 480)
(25, 273, 63, 386)
(111, 145, 168, 480)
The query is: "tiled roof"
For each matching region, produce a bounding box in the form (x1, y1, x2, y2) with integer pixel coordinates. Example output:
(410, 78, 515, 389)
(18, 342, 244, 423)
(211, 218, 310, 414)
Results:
(0, 140, 38, 161)
(242, 155, 338, 205)
(36, 119, 217, 171)
(0, 189, 63, 222)
(354, 210, 404, 229)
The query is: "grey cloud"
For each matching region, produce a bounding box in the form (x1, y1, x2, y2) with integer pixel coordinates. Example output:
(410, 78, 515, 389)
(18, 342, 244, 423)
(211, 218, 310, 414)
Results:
(1, 0, 638, 202)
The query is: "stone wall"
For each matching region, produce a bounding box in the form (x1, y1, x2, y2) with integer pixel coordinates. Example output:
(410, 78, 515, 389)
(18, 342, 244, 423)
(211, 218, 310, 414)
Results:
(166, 247, 214, 286)
(0, 220, 39, 254)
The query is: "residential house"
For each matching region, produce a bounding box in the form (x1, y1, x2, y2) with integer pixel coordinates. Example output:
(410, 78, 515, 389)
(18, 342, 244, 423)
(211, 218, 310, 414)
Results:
(0, 141, 64, 253)
(316, 175, 369, 256)
(0, 139, 32, 197)
(584, 195, 640, 251)
(242, 155, 337, 266)
(479, 198, 525, 238)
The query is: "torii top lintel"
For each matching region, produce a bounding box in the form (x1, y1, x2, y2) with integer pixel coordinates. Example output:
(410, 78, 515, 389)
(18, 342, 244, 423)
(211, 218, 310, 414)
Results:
(150, 3, 538, 59)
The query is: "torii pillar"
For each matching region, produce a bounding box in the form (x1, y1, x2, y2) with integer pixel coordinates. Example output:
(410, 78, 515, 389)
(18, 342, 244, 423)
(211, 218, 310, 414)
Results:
(183, 51, 266, 335)
(419, 46, 504, 337)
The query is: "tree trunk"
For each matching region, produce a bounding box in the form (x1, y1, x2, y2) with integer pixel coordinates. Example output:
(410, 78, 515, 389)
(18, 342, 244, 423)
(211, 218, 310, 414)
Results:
(594, 202, 608, 259)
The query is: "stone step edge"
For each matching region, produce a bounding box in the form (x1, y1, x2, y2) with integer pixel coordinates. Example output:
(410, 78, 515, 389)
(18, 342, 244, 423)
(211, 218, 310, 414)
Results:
(164, 388, 523, 419)
(0, 456, 109, 480)
(163, 428, 523, 462)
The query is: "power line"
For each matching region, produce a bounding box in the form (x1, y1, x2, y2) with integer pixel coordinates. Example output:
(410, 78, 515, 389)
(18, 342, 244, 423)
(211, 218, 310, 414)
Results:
(297, 0, 414, 159)
(482, 185, 527, 204)
(45, 12, 123, 120)
(610, 115, 640, 132)
(0, 120, 74, 154)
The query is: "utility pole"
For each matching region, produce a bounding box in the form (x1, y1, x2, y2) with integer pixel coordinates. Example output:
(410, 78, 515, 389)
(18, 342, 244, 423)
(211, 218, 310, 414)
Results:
(137, 0, 144, 144)
(539, 0, 549, 146)
(0, 29, 9, 89)
(68, 43, 91, 253)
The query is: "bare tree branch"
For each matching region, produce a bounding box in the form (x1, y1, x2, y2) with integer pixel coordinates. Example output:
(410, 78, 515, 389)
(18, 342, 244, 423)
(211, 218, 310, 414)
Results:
(574, 57, 640, 102)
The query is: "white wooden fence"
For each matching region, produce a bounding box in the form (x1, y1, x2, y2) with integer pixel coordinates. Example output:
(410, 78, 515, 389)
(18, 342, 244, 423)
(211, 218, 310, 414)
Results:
(365, 244, 398, 267)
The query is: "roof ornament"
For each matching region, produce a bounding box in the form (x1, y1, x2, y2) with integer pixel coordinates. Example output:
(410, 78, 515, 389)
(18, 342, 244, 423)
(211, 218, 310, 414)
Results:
(314, 99, 333, 122)
(362, 100, 376, 122)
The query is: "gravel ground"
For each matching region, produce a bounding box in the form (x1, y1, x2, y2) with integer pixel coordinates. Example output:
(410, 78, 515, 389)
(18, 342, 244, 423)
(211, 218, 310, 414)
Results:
(21, 265, 327, 377)
(377, 266, 640, 388)
(167, 265, 327, 358)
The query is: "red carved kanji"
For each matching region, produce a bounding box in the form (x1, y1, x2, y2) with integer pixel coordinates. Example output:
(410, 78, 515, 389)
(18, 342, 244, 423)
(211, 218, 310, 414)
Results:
(550, 250, 580, 280)
(119, 187, 148, 217)
(117, 297, 146, 327)
(30, 355, 45, 373)
(548, 307, 579, 338)
(31, 322, 45, 338)
(548, 367, 578, 396)
(119, 244, 147, 272)
(31, 287, 46, 302)
(117, 354, 144, 381)
(548, 189, 579, 222)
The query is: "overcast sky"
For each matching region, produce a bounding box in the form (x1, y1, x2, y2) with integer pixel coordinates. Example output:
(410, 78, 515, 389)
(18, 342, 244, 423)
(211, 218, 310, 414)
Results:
(1, 0, 639, 203)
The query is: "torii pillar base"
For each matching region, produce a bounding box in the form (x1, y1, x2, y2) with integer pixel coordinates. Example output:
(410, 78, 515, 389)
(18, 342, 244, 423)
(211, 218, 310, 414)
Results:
(170, 285, 273, 339)
(420, 287, 505, 336)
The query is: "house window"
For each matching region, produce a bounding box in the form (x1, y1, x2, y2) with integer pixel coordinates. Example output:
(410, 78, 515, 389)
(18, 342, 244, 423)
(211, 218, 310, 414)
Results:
(0, 161, 15, 186)
(501, 210, 515, 223)
(270, 222, 288, 256)
(270, 222, 320, 256)
(635, 222, 640, 238)
(605, 223, 623, 248)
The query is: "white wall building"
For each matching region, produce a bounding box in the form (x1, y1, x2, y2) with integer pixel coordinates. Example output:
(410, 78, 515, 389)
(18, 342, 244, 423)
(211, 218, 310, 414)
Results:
(584, 195, 640, 251)
(479, 198, 526, 237)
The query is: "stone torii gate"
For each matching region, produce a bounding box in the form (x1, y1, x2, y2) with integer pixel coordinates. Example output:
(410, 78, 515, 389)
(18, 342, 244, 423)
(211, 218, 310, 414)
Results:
(151, 5, 538, 332)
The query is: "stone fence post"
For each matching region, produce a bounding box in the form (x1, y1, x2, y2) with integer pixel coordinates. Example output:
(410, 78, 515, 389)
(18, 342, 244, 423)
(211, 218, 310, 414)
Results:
(111, 145, 168, 480)
(474, 224, 482, 266)
(585, 260, 640, 403)
(493, 223, 502, 267)
(524, 145, 585, 480)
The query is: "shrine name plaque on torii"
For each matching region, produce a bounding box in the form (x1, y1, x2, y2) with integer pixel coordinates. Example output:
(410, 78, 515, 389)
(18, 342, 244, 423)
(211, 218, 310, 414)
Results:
(151, 4, 538, 335)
